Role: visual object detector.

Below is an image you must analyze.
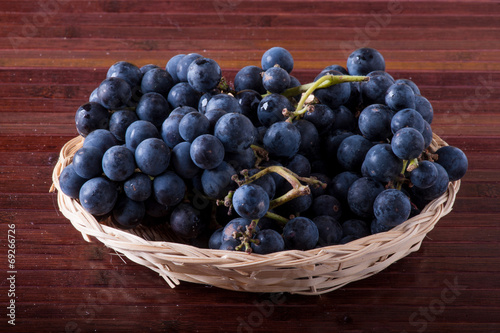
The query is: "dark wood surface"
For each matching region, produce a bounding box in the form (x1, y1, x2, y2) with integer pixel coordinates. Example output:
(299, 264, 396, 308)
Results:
(1, 1, 499, 332)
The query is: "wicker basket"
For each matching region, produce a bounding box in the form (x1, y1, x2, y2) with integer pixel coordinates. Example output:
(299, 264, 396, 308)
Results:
(50, 133, 460, 295)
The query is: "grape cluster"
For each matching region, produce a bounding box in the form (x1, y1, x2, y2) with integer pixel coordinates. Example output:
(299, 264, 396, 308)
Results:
(59, 47, 468, 254)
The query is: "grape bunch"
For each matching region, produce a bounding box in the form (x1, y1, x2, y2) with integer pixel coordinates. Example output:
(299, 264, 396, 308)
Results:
(59, 47, 468, 254)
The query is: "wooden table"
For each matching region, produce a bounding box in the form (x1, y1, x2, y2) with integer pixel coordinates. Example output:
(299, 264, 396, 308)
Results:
(1, 1, 499, 332)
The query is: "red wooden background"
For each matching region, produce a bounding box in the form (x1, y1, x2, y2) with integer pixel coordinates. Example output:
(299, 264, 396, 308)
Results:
(1, 1, 499, 332)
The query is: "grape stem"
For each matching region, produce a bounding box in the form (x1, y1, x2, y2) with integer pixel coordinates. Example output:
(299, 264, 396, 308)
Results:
(234, 219, 260, 253)
(264, 211, 289, 225)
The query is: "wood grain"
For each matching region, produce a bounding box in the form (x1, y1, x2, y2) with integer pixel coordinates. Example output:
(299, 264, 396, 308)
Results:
(1, 0, 499, 332)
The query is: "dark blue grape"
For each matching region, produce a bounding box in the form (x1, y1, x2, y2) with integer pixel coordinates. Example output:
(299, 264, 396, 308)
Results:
(161, 114, 185, 148)
(262, 66, 290, 94)
(176, 53, 203, 83)
(206, 94, 242, 114)
(136, 92, 171, 129)
(58, 163, 87, 199)
(373, 189, 411, 227)
(75, 102, 110, 137)
(97, 77, 132, 110)
(328, 171, 360, 205)
(234, 65, 266, 94)
(358, 104, 393, 141)
(347, 177, 385, 218)
(235, 90, 262, 126)
(179, 111, 210, 142)
(83, 129, 118, 154)
(167, 82, 200, 109)
(141, 68, 174, 97)
(208, 228, 223, 249)
(201, 161, 236, 199)
(285, 154, 311, 177)
(123, 172, 152, 202)
(323, 131, 354, 169)
(109, 109, 138, 142)
(313, 70, 351, 109)
(170, 203, 206, 239)
(140, 64, 159, 74)
(360, 71, 394, 105)
(251, 229, 285, 254)
(153, 171, 185, 207)
(102, 145, 136, 181)
(79, 177, 118, 216)
(337, 135, 373, 172)
(411, 163, 449, 201)
(171, 141, 201, 179)
(261, 47, 294, 73)
(89, 88, 99, 103)
(125, 120, 160, 153)
(219, 238, 242, 251)
(391, 128, 425, 160)
(324, 64, 348, 74)
(435, 146, 468, 181)
(346, 48, 385, 75)
(263, 121, 301, 159)
(112, 195, 145, 229)
(190, 134, 225, 170)
(395, 78, 421, 95)
(410, 160, 438, 189)
(187, 57, 222, 93)
(370, 218, 394, 234)
(73, 146, 103, 179)
(310, 195, 342, 221)
(391, 108, 425, 134)
(283, 216, 319, 250)
(361, 143, 403, 183)
(303, 104, 335, 135)
(166, 54, 186, 83)
(214, 113, 255, 153)
(247, 169, 276, 200)
(414, 95, 434, 124)
(222, 218, 253, 242)
(198, 91, 218, 113)
(224, 147, 256, 173)
(294, 119, 320, 159)
(422, 120, 433, 149)
(106, 61, 142, 88)
(232, 184, 270, 220)
(257, 93, 293, 127)
(135, 138, 170, 176)
(313, 215, 343, 246)
(385, 82, 416, 111)
(330, 106, 357, 132)
(342, 219, 370, 239)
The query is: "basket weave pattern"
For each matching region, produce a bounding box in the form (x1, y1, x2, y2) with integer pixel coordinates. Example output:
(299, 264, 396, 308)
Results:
(51, 133, 460, 295)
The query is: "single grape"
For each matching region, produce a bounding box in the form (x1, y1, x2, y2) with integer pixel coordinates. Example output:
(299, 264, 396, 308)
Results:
(170, 203, 206, 239)
(141, 68, 174, 97)
(109, 109, 138, 142)
(323, 64, 348, 74)
(235, 90, 262, 126)
(232, 184, 270, 220)
(373, 189, 411, 227)
(187, 57, 222, 93)
(97, 77, 132, 110)
(294, 119, 320, 159)
(161, 114, 185, 148)
(360, 71, 394, 105)
(313, 70, 351, 109)
(261, 46, 294, 73)
(224, 147, 256, 173)
(303, 104, 335, 135)
(140, 64, 159, 75)
(214, 113, 255, 153)
(205, 109, 227, 132)
(391, 108, 425, 134)
(346, 48, 385, 75)
(263, 121, 301, 159)
(342, 219, 371, 239)
(171, 141, 202, 179)
(102, 145, 136, 182)
(83, 129, 118, 154)
(179, 111, 211, 142)
(336, 135, 373, 172)
(176, 53, 203, 82)
(79, 177, 118, 216)
(112, 195, 145, 229)
(198, 91, 218, 113)
(414, 95, 434, 124)
(358, 104, 393, 141)
(167, 82, 200, 109)
(190, 134, 225, 170)
(257, 93, 293, 127)
(106, 61, 142, 88)
(201, 161, 236, 199)
(262, 66, 290, 94)
(313, 215, 343, 246)
(309, 195, 342, 221)
(58, 163, 87, 199)
(166, 54, 186, 83)
(205, 94, 242, 114)
(330, 106, 357, 132)
(285, 154, 311, 177)
(347, 177, 385, 218)
(144, 196, 170, 218)
(435, 146, 468, 181)
(153, 171, 185, 207)
(222, 218, 254, 242)
(370, 218, 394, 234)
(246, 169, 276, 200)
(135, 92, 171, 129)
(234, 65, 266, 94)
(75, 102, 110, 137)
(411, 162, 450, 201)
(394, 78, 420, 95)
(251, 229, 285, 254)
(134, 138, 171, 176)
(72, 146, 104, 179)
(282, 216, 319, 250)
(219, 238, 242, 251)
(125, 120, 160, 153)
(422, 120, 433, 149)
(208, 228, 223, 249)
(385, 82, 416, 111)
(328, 171, 360, 205)
(410, 160, 438, 189)
(391, 127, 425, 160)
(123, 172, 152, 202)
(361, 143, 403, 183)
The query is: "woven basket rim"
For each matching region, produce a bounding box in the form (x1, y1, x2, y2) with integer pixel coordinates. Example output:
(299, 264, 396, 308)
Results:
(50, 133, 460, 295)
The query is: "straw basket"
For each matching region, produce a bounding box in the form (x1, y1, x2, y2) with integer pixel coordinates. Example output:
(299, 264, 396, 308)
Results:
(50, 133, 460, 295)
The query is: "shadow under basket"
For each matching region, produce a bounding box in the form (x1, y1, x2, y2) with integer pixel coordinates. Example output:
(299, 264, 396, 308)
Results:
(50, 133, 460, 295)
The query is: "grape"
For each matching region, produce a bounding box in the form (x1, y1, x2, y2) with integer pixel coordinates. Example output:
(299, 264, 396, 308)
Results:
(89, 88, 99, 103)
(294, 119, 320, 159)
(422, 120, 433, 149)
(176, 53, 203, 82)
(170, 203, 206, 239)
(83, 129, 118, 154)
(167, 82, 200, 109)
(303, 104, 335, 135)
(205, 109, 227, 133)
(313, 215, 343, 246)
(112, 195, 145, 229)
(257, 93, 293, 127)
(73, 146, 103, 179)
(235, 90, 262, 126)
(313, 70, 351, 109)
(59, 163, 87, 199)
(391, 127, 425, 160)
(190, 134, 225, 170)
(361, 143, 403, 183)
(234, 65, 266, 94)
(342, 219, 370, 239)
(106, 61, 142, 88)
(330, 105, 357, 132)
(161, 114, 185, 148)
(219, 238, 242, 251)
(411, 162, 449, 201)
(360, 71, 394, 105)
(141, 68, 174, 97)
(140, 64, 159, 75)
(125, 120, 160, 153)
(198, 91, 218, 114)
(373, 189, 411, 227)
(261, 46, 294, 73)
(214, 113, 255, 153)
(201, 161, 236, 199)
(391, 108, 425, 134)
(97, 77, 132, 110)
(206, 94, 242, 114)
(347, 177, 385, 218)
(323, 131, 354, 168)
(208, 228, 223, 249)
(109, 109, 138, 142)
(171, 141, 202, 179)
(123, 172, 152, 202)
(144, 196, 170, 218)
(346, 48, 385, 75)
(328, 171, 360, 205)
(166, 54, 186, 83)
(262, 66, 290, 94)
(232, 184, 270, 220)
(371, 218, 394, 234)
(324, 64, 348, 74)
(283, 217, 319, 250)
(222, 218, 254, 242)
(410, 160, 438, 189)
(79, 177, 118, 216)
(336, 135, 373, 172)
(310, 195, 342, 221)
(358, 104, 393, 141)
(394, 78, 420, 95)
(179, 111, 210, 142)
(187, 57, 222, 93)
(246, 169, 276, 200)
(285, 154, 311, 177)
(435, 146, 468, 181)
(153, 171, 185, 207)
(224, 147, 256, 173)
(136, 92, 171, 129)
(102, 145, 136, 182)
(134, 138, 171, 176)
(385, 82, 416, 111)
(75, 102, 110, 137)
(251, 229, 285, 254)
(414, 95, 434, 124)
(263, 121, 301, 159)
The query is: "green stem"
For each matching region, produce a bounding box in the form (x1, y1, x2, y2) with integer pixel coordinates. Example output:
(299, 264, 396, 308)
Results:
(397, 160, 409, 190)
(264, 211, 289, 225)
